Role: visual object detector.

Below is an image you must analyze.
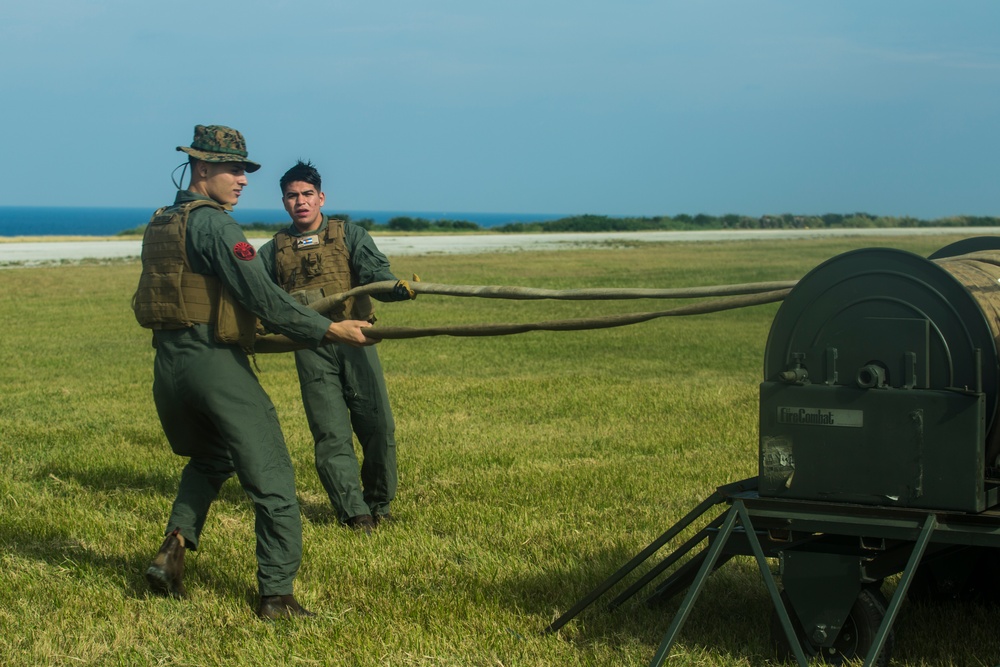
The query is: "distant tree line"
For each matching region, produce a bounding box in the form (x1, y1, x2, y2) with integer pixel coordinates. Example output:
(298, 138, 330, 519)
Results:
(489, 213, 1000, 233)
(349, 216, 481, 232)
(342, 212, 1000, 233)
(235, 216, 478, 234)
(119, 212, 1000, 237)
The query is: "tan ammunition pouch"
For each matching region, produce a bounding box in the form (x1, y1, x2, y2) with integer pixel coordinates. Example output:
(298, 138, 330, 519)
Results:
(133, 200, 258, 350)
(272, 219, 374, 321)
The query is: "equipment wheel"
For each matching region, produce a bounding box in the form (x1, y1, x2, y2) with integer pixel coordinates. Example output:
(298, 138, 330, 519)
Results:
(864, 581, 889, 609)
(770, 588, 894, 666)
(908, 547, 1000, 604)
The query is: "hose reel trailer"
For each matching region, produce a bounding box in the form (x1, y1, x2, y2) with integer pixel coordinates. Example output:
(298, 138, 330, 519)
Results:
(761, 243, 1000, 511)
(545, 239, 1000, 666)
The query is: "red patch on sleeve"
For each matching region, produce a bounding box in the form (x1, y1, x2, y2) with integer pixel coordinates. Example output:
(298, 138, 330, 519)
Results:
(233, 241, 256, 261)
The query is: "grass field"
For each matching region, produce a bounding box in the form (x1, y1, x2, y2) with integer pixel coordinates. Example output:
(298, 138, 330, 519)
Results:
(2, 233, 999, 666)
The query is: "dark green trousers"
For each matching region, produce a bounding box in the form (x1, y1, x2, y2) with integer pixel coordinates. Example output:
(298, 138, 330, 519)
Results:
(294, 344, 397, 523)
(152, 326, 302, 597)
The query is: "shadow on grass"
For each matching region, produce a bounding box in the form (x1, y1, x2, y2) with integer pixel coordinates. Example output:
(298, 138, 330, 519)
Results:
(885, 594, 1000, 665)
(502, 551, 778, 664)
(38, 462, 177, 497)
(37, 461, 255, 506)
(0, 519, 249, 605)
(509, 546, 1000, 665)
(299, 498, 341, 526)
(10, 463, 269, 606)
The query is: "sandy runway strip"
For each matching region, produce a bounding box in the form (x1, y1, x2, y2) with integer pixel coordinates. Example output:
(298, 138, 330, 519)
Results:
(2, 227, 998, 266)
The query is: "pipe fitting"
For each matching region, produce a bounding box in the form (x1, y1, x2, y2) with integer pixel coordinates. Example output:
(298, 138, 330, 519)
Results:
(857, 364, 887, 389)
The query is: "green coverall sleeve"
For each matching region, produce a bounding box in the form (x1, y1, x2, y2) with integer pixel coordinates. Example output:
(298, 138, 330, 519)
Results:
(253, 237, 285, 334)
(187, 211, 330, 345)
(257, 237, 277, 278)
(344, 224, 408, 303)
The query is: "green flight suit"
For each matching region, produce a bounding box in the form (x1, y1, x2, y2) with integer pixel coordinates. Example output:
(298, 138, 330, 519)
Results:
(149, 190, 332, 596)
(258, 216, 407, 523)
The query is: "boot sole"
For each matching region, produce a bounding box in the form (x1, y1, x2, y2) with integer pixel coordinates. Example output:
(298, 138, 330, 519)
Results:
(146, 566, 184, 599)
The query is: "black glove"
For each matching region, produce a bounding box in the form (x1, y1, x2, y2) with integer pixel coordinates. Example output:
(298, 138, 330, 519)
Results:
(393, 279, 416, 300)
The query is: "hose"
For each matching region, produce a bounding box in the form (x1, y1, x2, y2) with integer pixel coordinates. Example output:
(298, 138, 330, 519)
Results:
(253, 286, 791, 353)
(307, 279, 798, 317)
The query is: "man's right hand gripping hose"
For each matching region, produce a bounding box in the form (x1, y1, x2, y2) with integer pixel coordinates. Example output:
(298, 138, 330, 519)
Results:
(325, 319, 375, 347)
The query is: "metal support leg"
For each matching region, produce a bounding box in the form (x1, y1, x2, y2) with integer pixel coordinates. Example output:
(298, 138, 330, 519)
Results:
(646, 504, 741, 667)
(862, 513, 937, 667)
(608, 512, 726, 610)
(647, 500, 809, 667)
(544, 479, 753, 634)
(735, 501, 809, 667)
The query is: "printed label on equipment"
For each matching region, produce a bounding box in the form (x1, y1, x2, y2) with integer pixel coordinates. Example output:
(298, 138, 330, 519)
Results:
(776, 406, 863, 427)
(760, 437, 795, 491)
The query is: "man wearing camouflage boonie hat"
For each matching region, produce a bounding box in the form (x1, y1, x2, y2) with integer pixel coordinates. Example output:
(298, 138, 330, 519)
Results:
(135, 124, 375, 619)
(176, 124, 262, 172)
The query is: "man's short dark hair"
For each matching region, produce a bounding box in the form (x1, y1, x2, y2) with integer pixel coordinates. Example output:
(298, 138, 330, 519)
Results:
(280, 160, 322, 194)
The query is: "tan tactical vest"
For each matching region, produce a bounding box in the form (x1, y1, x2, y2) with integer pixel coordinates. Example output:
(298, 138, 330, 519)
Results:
(132, 199, 257, 350)
(272, 219, 374, 322)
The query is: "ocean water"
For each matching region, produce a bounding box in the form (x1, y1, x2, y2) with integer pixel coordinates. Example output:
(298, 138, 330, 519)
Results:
(0, 206, 567, 237)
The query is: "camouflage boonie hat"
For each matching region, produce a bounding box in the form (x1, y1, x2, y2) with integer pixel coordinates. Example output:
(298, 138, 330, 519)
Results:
(176, 124, 261, 172)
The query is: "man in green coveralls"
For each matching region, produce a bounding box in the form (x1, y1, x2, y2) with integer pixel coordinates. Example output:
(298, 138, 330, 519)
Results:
(258, 160, 415, 533)
(135, 126, 374, 619)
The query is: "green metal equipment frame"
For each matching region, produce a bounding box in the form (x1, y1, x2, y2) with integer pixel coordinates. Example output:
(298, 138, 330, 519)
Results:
(544, 477, 1000, 666)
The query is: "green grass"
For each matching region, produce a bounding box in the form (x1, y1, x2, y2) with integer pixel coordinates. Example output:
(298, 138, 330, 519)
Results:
(2, 234, 999, 666)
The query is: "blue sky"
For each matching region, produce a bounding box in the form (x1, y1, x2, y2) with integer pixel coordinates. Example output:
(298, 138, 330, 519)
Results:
(2, 1, 998, 218)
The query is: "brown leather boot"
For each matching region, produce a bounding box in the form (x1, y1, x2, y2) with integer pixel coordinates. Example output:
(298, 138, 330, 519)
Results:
(372, 512, 395, 527)
(145, 529, 187, 599)
(346, 514, 376, 534)
(257, 595, 315, 620)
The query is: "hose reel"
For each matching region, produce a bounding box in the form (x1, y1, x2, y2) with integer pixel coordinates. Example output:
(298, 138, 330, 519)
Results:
(760, 239, 1000, 511)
